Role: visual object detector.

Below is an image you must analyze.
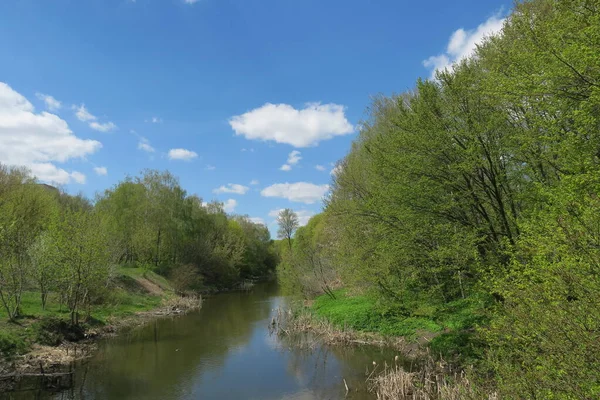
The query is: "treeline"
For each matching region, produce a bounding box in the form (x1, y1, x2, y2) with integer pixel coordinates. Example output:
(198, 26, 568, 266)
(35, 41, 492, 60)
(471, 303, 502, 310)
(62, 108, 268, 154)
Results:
(279, 0, 600, 397)
(0, 166, 276, 325)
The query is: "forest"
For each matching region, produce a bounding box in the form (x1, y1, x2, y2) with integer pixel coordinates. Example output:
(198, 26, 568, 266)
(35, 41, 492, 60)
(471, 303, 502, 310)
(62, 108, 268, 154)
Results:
(277, 0, 600, 397)
(0, 167, 277, 329)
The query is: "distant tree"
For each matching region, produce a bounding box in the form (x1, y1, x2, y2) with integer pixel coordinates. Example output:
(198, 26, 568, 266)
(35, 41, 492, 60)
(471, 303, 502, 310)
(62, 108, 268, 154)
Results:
(277, 209, 299, 250)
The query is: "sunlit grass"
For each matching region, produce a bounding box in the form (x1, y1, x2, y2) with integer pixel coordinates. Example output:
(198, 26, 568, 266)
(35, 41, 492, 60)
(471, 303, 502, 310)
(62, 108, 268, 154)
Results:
(0, 267, 169, 357)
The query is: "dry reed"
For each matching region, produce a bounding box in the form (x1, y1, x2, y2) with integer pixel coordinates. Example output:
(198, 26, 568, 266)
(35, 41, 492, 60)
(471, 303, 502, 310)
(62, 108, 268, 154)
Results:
(368, 358, 498, 400)
(271, 307, 411, 352)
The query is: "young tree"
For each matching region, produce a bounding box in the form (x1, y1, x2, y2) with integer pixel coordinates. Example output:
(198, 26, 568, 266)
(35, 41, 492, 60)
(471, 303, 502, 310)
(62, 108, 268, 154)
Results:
(277, 209, 299, 250)
(29, 232, 59, 310)
(0, 170, 55, 320)
(52, 209, 113, 325)
(280, 214, 339, 299)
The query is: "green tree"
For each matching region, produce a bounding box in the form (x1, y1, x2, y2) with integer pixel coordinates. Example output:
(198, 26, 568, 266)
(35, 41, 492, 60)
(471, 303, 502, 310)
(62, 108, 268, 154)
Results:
(277, 209, 299, 250)
(51, 209, 113, 325)
(0, 167, 56, 319)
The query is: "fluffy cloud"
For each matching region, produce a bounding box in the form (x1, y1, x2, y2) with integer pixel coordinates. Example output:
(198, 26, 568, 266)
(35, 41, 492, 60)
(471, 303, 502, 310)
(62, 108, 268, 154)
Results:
(73, 103, 117, 132)
(35, 93, 61, 111)
(287, 150, 301, 164)
(315, 164, 326, 171)
(213, 183, 249, 195)
(423, 14, 505, 78)
(268, 208, 315, 226)
(0, 82, 100, 184)
(223, 199, 237, 213)
(138, 139, 155, 153)
(280, 150, 302, 171)
(94, 166, 108, 176)
(261, 182, 329, 204)
(168, 148, 198, 161)
(71, 171, 86, 184)
(229, 102, 354, 148)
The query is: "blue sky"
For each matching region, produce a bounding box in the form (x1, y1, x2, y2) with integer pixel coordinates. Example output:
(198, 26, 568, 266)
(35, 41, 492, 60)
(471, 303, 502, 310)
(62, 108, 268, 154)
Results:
(0, 0, 512, 235)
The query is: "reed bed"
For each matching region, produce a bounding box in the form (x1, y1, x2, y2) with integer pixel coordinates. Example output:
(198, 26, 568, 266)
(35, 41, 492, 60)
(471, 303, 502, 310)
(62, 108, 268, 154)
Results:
(272, 306, 498, 400)
(271, 306, 411, 352)
(368, 358, 498, 400)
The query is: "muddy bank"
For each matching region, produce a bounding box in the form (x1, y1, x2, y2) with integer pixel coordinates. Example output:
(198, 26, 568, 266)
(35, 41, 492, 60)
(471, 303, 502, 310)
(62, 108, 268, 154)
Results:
(0, 296, 201, 378)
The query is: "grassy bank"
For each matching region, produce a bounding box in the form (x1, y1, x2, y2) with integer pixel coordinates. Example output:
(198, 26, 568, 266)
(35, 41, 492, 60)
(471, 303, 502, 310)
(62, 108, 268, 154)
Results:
(273, 290, 497, 400)
(303, 289, 489, 363)
(0, 266, 197, 364)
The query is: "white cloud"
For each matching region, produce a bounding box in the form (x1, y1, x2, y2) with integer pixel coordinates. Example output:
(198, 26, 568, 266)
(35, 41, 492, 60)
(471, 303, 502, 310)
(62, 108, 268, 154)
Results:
(280, 150, 302, 171)
(249, 217, 265, 225)
(287, 150, 302, 165)
(268, 208, 315, 226)
(70, 171, 86, 184)
(261, 182, 329, 204)
(35, 93, 61, 111)
(138, 138, 155, 153)
(149, 116, 162, 123)
(315, 164, 326, 171)
(94, 166, 107, 176)
(423, 13, 505, 78)
(28, 164, 87, 186)
(0, 82, 101, 184)
(250, 179, 259, 185)
(168, 148, 198, 161)
(229, 102, 354, 148)
(72, 103, 117, 132)
(89, 121, 117, 132)
(205, 164, 216, 170)
(73, 104, 96, 122)
(213, 183, 249, 195)
(223, 199, 237, 213)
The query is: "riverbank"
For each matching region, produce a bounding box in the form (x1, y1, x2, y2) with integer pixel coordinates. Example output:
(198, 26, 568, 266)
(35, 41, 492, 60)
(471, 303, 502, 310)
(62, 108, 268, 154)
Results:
(273, 289, 494, 398)
(306, 289, 488, 362)
(0, 267, 201, 375)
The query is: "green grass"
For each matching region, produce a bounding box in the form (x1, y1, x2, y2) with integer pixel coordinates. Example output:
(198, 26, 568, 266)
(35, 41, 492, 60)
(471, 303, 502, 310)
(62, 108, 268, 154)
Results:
(0, 267, 170, 358)
(312, 289, 443, 338)
(310, 289, 490, 363)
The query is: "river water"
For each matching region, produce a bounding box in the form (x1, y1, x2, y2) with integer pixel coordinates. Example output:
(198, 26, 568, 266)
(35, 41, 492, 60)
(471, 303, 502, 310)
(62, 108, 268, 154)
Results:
(11, 283, 402, 400)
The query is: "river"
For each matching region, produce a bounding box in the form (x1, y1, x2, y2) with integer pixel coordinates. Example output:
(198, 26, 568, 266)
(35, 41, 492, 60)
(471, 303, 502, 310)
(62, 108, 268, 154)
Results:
(10, 283, 402, 400)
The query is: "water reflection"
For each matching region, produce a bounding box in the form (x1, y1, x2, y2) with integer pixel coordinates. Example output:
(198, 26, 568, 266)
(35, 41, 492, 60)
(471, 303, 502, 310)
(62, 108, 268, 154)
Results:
(6, 283, 401, 400)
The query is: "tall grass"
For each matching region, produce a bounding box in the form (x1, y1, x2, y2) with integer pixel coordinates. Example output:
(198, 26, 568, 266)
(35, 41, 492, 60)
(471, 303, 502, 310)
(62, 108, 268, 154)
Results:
(369, 358, 498, 400)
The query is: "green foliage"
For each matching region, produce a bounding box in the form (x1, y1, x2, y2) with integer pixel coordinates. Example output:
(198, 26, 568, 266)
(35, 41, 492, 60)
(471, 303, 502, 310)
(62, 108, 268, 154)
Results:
(279, 3, 600, 396)
(0, 165, 278, 340)
(276, 208, 299, 249)
(0, 330, 28, 358)
(278, 214, 340, 298)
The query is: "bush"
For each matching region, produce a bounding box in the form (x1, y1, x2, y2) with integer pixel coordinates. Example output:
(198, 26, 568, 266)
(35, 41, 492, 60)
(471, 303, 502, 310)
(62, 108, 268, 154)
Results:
(0, 331, 28, 357)
(170, 264, 203, 295)
(33, 317, 85, 346)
